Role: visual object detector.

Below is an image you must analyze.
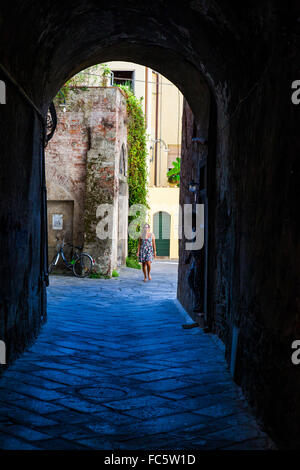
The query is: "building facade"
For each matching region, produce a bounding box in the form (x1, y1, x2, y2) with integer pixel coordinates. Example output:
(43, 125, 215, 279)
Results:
(105, 61, 182, 259)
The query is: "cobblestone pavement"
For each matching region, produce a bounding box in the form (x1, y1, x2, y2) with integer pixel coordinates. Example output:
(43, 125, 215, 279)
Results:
(0, 261, 274, 449)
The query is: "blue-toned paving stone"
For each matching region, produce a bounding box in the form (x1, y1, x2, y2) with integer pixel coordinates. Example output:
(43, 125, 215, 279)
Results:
(0, 262, 273, 449)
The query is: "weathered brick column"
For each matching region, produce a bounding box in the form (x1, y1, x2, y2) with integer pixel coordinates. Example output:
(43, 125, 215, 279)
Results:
(84, 88, 128, 275)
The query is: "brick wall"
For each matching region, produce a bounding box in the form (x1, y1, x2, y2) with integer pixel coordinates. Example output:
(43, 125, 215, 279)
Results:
(46, 87, 128, 273)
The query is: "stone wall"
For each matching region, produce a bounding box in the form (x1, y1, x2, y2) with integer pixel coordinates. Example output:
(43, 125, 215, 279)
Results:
(46, 87, 128, 274)
(178, 84, 210, 319)
(0, 84, 46, 368)
(178, 56, 299, 448)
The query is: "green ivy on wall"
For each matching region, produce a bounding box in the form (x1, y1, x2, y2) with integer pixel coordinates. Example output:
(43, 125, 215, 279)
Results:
(119, 85, 148, 257)
(55, 71, 88, 106)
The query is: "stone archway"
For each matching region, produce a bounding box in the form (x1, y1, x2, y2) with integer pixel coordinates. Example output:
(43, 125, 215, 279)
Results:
(0, 1, 299, 448)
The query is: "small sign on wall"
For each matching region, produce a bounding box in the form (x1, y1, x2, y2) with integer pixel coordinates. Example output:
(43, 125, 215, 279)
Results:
(52, 214, 63, 230)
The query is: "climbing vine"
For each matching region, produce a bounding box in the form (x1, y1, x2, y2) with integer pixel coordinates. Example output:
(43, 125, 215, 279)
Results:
(55, 71, 87, 106)
(118, 85, 148, 257)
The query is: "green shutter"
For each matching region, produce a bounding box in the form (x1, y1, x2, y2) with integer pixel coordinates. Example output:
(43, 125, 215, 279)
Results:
(153, 212, 170, 256)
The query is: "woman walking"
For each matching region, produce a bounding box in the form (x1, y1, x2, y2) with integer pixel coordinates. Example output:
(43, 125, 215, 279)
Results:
(137, 224, 156, 282)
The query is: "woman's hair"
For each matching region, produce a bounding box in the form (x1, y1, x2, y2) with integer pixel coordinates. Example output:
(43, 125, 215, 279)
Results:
(141, 223, 150, 238)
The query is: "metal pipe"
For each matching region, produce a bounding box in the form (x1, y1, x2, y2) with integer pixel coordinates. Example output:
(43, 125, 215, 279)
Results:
(154, 71, 159, 186)
(145, 67, 148, 128)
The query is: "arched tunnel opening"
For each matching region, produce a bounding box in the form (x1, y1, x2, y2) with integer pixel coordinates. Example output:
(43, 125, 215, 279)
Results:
(0, 1, 299, 450)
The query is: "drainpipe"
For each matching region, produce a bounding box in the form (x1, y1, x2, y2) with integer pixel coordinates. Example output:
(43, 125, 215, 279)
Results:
(145, 67, 148, 128)
(154, 72, 159, 186)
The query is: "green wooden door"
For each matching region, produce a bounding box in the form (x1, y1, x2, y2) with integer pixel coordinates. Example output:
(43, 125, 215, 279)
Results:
(153, 211, 170, 256)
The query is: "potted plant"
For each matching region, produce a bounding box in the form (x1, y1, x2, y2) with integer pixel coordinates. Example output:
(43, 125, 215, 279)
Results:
(101, 64, 111, 87)
(167, 157, 180, 187)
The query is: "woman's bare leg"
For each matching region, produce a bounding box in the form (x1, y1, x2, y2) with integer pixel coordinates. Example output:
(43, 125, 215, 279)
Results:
(147, 261, 152, 280)
(142, 263, 147, 281)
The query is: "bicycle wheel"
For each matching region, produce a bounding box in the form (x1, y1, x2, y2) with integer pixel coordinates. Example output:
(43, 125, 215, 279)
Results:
(72, 253, 93, 278)
(48, 253, 59, 274)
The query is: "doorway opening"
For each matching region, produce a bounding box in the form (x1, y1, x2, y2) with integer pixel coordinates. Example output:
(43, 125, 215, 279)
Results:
(45, 61, 202, 282)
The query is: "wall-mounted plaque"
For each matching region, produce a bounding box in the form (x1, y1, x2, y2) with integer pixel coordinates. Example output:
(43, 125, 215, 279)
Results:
(52, 214, 63, 230)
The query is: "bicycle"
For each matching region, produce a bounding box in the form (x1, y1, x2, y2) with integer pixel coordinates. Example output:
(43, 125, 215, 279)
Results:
(48, 238, 95, 278)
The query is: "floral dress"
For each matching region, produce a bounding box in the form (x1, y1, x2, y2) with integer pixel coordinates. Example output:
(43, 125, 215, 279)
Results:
(139, 234, 154, 263)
